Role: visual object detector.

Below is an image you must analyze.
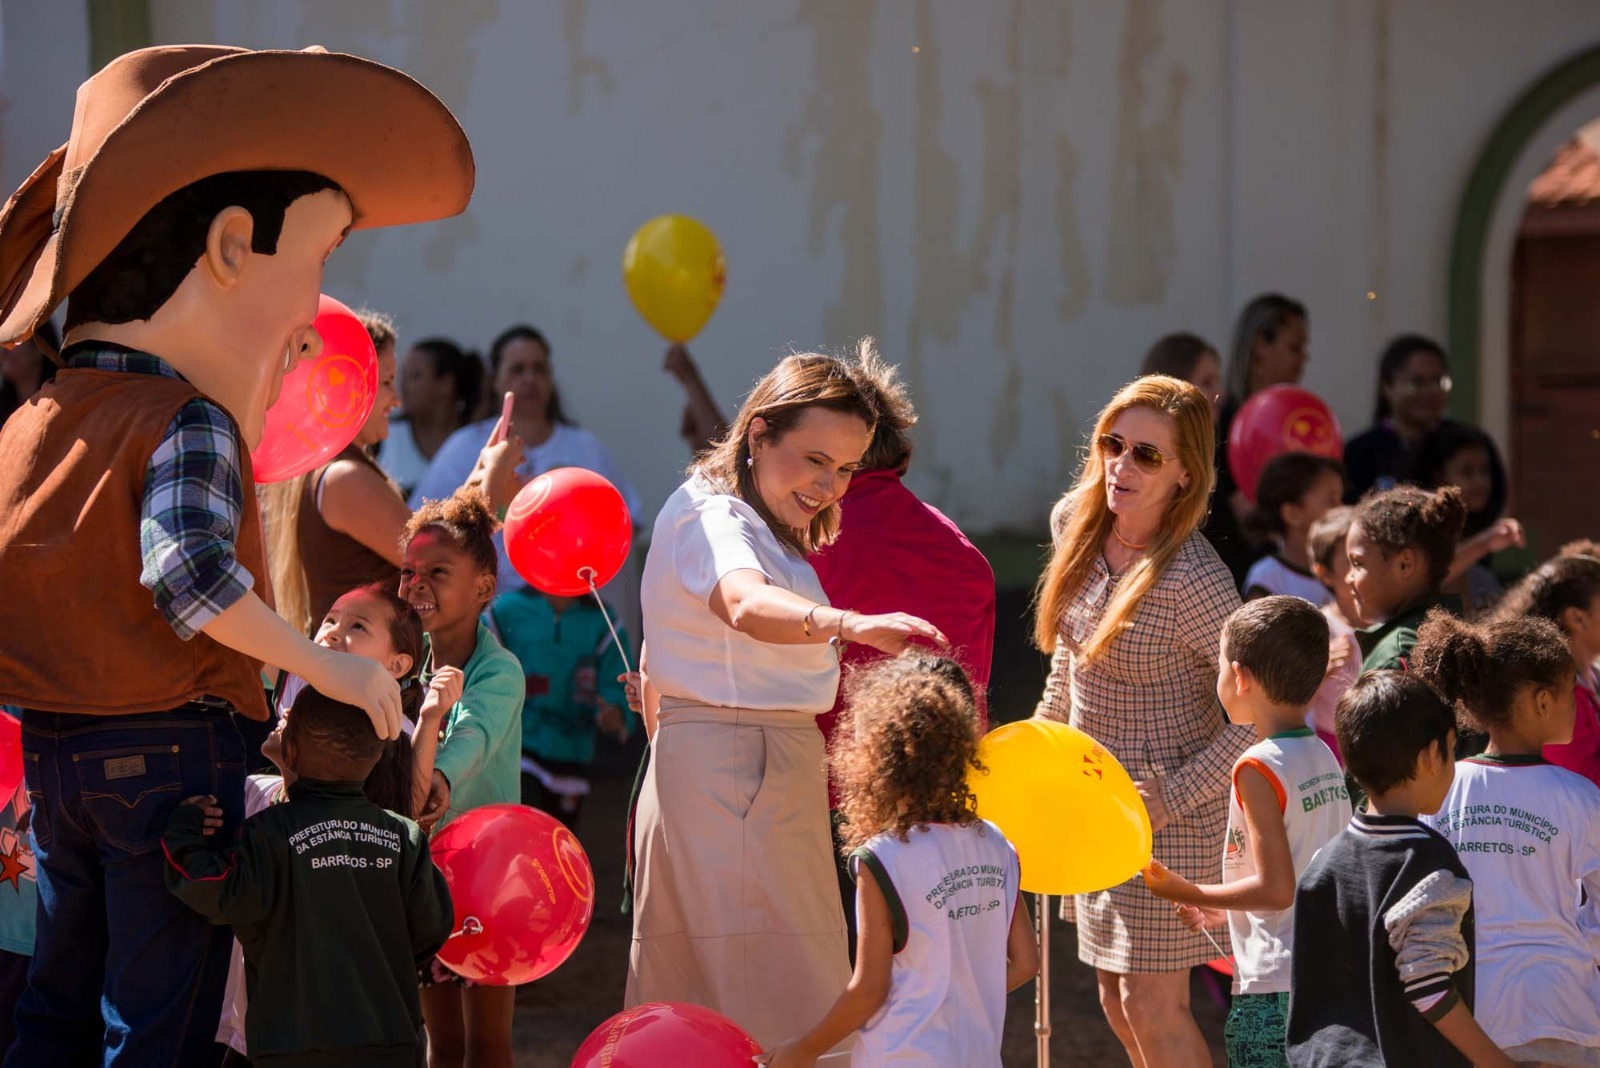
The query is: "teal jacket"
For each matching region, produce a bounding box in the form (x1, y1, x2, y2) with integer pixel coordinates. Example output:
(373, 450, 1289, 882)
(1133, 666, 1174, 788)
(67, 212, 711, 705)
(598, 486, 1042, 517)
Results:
(429, 622, 524, 829)
(488, 589, 633, 767)
(163, 779, 451, 1066)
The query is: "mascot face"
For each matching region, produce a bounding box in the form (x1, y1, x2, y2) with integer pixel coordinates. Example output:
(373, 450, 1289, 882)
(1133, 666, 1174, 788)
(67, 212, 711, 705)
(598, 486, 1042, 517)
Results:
(224, 188, 354, 447)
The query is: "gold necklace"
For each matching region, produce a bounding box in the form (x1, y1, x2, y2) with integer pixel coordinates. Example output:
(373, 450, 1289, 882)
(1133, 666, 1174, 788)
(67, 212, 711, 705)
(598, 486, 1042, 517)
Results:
(1111, 523, 1148, 551)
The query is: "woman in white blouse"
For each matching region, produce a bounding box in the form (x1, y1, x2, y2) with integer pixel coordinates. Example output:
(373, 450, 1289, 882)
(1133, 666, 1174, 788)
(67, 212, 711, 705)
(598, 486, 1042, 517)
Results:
(628, 351, 945, 1055)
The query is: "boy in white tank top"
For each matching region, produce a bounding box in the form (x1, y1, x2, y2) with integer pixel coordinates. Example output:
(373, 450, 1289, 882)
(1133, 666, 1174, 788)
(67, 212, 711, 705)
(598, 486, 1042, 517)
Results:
(758, 656, 1039, 1067)
(1144, 596, 1350, 1068)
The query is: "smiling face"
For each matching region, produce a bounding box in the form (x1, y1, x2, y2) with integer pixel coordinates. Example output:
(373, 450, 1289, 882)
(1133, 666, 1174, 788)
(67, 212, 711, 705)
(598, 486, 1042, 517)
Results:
(1344, 521, 1421, 625)
(398, 529, 495, 633)
(355, 342, 399, 448)
(314, 587, 411, 677)
(1100, 406, 1191, 529)
(1383, 350, 1451, 434)
(747, 406, 873, 533)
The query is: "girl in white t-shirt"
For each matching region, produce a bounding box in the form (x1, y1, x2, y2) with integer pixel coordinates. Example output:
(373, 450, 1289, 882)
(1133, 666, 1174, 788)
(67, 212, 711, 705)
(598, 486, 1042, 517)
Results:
(1241, 452, 1345, 604)
(1413, 612, 1600, 1067)
(760, 656, 1038, 1068)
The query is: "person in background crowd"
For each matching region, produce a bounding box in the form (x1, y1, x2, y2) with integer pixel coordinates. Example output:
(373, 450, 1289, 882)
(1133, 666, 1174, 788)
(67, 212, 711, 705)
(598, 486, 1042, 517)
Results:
(1207, 294, 1311, 583)
(808, 338, 996, 944)
(664, 343, 728, 455)
(410, 324, 640, 597)
(1342, 335, 1508, 514)
(487, 585, 634, 829)
(1306, 507, 1363, 760)
(0, 320, 59, 425)
(1411, 422, 1511, 616)
(1035, 374, 1246, 1068)
(1494, 553, 1600, 790)
(1140, 332, 1224, 424)
(379, 337, 484, 499)
(1241, 452, 1345, 603)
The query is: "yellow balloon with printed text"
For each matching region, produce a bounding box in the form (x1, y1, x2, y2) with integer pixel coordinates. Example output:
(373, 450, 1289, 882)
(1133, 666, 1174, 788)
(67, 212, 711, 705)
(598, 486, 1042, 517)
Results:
(622, 214, 726, 343)
(969, 719, 1153, 896)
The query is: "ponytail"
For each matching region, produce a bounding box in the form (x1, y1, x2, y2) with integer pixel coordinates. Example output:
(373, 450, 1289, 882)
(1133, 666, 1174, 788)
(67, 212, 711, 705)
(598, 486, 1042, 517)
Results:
(1411, 609, 1572, 731)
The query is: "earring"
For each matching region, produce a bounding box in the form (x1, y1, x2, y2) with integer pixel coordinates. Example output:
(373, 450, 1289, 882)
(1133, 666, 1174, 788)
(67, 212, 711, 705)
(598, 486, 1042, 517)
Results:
(746, 456, 754, 469)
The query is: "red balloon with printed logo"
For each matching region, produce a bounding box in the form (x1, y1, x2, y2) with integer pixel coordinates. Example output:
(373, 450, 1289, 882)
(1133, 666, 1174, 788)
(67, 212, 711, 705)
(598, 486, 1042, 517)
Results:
(0, 716, 20, 800)
(570, 1002, 762, 1068)
(251, 294, 379, 483)
(1227, 385, 1344, 504)
(429, 804, 595, 985)
(502, 467, 633, 596)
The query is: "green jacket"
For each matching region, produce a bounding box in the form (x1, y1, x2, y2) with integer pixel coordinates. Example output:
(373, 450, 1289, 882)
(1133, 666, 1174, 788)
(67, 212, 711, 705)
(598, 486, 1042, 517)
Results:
(430, 621, 524, 828)
(163, 779, 452, 1067)
(1357, 594, 1462, 673)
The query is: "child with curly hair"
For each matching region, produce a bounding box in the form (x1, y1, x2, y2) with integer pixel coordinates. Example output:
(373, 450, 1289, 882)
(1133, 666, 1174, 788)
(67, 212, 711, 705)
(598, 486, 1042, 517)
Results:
(399, 487, 524, 1067)
(1345, 485, 1469, 674)
(760, 656, 1038, 1068)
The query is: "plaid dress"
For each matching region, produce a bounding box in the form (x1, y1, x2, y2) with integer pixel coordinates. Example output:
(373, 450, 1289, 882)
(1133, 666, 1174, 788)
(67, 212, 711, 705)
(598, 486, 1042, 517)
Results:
(1037, 528, 1248, 973)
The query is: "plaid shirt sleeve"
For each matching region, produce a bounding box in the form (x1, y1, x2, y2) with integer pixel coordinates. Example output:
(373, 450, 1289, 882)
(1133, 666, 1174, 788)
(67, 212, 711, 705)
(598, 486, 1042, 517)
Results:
(139, 397, 255, 639)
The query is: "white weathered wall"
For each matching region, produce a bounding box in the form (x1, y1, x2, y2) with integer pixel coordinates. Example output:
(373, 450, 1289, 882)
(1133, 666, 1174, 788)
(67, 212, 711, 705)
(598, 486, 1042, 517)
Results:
(9, 1, 1600, 534)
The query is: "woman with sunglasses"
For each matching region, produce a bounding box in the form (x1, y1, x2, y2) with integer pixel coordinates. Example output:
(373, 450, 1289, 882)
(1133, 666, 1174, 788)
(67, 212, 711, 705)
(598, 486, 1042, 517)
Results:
(1034, 375, 1248, 1068)
(1342, 334, 1508, 514)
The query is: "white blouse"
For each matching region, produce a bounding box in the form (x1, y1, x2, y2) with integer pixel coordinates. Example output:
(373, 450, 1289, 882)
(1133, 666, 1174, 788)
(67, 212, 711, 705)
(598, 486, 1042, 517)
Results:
(641, 477, 839, 713)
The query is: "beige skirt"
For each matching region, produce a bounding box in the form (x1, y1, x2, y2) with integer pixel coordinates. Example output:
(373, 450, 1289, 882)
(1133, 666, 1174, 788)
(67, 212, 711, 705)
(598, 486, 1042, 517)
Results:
(626, 703, 850, 1053)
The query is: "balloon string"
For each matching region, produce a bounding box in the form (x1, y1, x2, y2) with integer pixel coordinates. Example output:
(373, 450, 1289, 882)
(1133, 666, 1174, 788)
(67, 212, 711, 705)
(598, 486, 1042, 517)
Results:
(582, 568, 634, 676)
(1199, 923, 1228, 960)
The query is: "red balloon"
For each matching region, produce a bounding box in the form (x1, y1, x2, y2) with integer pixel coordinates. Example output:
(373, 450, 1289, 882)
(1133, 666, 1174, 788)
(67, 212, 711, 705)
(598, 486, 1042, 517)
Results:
(503, 468, 633, 596)
(570, 1002, 763, 1068)
(252, 294, 379, 483)
(1227, 385, 1344, 504)
(0, 716, 20, 800)
(429, 804, 594, 985)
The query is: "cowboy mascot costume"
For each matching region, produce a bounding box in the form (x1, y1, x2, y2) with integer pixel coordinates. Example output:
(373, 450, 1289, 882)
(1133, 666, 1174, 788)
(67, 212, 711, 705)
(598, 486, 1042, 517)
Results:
(0, 46, 472, 1064)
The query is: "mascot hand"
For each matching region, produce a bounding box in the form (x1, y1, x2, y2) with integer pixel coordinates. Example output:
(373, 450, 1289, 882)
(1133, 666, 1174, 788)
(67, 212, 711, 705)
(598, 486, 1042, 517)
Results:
(310, 650, 403, 740)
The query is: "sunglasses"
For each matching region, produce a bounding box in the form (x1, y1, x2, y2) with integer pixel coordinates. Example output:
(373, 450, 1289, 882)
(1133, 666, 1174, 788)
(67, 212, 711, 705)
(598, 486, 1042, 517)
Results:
(1096, 433, 1176, 473)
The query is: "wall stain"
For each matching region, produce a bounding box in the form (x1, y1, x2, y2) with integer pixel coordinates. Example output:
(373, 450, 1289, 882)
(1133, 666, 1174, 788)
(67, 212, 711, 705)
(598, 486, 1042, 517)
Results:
(1371, 0, 1390, 322)
(1053, 2, 1090, 321)
(784, 0, 883, 343)
(1104, 0, 1186, 306)
(907, 0, 962, 404)
(564, 0, 618, 115)
(569, 254, 592, 283)
(977, 0, 1024, 465)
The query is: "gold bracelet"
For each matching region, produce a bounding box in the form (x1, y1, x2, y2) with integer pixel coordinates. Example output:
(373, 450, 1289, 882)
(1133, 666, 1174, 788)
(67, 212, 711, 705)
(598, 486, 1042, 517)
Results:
(802, 603, 822, 637)
(830, 610, 850, 648)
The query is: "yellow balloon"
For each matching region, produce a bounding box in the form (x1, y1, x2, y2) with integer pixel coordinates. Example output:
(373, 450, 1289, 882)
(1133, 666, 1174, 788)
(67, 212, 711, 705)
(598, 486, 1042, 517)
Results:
(622, 214, 726, 342)
(969, 719, 1152, 896)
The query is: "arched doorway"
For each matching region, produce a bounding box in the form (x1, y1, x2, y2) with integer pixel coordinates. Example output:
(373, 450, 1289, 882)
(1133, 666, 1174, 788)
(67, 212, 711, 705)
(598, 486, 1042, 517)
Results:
(1449, 46, 1600, 552)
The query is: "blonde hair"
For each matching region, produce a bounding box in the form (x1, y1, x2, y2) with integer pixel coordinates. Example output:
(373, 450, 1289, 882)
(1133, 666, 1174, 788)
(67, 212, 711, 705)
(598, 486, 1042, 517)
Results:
(260, 474, 315, 636)
(1032, 375, 1216, 659)
(692, 348, 884, 554)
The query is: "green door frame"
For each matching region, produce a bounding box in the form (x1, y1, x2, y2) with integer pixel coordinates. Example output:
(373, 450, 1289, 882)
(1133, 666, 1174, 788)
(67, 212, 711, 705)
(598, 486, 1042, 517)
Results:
(1448, 44, 1600, 424)
(86, 0, 151, 73)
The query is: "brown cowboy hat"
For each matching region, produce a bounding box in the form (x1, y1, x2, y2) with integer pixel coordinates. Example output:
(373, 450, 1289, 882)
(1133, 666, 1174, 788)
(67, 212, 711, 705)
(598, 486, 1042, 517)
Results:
(0, 44, 475, 348)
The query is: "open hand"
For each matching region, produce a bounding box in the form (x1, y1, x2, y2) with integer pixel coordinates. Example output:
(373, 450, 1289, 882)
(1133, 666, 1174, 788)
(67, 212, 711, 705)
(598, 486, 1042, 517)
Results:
(311, 651, 402, 741)
(1482, 517, 1525, 554)
(842, 612, 949, 656)
(180, 794, 225, 837)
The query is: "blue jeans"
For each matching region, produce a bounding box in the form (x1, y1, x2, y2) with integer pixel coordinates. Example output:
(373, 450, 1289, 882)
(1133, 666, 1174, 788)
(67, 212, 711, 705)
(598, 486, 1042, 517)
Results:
(7, 708, 245, 1068)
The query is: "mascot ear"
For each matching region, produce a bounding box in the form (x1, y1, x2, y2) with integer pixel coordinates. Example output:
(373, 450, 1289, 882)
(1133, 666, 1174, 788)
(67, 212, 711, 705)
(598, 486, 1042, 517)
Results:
(203, 205, 256, 289)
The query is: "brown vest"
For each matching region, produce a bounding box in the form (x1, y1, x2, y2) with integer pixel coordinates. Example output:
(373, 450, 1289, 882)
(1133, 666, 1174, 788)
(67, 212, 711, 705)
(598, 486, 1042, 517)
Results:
(298, 444, 402, 629)
(0, 369, 271, 719)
